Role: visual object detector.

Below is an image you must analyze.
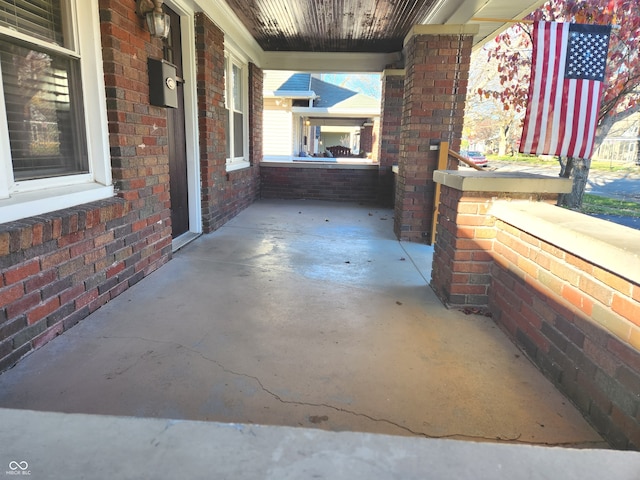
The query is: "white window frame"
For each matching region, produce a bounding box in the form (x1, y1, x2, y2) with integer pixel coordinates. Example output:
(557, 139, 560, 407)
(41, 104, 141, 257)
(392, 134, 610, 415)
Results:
(224, 47, 249, 171)
(0, 0, 112, 224)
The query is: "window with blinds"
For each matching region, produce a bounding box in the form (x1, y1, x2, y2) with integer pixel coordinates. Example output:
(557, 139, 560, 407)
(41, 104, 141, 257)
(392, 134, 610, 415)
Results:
(0, 0, 87, 181)
(0, 0, 65, 46)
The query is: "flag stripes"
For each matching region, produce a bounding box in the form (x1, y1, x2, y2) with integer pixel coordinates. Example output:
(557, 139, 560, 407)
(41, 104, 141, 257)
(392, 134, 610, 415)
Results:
(519, 21, 611, 159)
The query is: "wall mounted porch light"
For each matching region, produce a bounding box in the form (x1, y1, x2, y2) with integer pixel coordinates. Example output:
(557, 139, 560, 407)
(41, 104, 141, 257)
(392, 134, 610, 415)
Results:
(136, 0, 170, 39)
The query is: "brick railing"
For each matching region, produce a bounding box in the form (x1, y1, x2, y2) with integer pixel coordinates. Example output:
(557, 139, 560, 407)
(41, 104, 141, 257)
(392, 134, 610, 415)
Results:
(431, 170, 640, 450)
(260, 162, 380, 203)
(0, 198, 172, 372)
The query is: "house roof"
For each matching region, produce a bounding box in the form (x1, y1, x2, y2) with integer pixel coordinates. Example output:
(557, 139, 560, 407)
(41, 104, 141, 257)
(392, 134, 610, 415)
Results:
(310, 78, 379, 110)
(263, 72, 379, 111)
(263, 71, 312, 93)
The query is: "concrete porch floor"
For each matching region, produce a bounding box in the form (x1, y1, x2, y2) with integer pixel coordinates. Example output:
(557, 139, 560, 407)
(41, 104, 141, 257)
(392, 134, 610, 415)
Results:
(0, 200, 607, 446)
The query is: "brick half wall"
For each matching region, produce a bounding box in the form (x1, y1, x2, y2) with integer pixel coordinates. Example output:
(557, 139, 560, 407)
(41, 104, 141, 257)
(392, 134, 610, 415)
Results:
(489, 202, 640, 450)
(0, 0, 175, 373)
(0, 198, 171, 372)
(431, 171, 640, 449)
(260, 163, 380, 203)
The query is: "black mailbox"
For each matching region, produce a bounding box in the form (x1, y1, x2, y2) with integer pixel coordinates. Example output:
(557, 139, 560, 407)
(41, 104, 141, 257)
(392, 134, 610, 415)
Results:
(148, 58, 178, 108)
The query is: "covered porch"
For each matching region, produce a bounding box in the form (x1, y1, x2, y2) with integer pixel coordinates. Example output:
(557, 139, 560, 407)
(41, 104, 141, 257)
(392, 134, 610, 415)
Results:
(2, 0, 639, 474)
(0, 200, 603, 445)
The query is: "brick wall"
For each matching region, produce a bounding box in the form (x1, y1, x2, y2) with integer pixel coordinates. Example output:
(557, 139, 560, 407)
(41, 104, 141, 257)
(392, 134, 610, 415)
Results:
(99, 0, 173, 273)
(0, 0, 173, 372)
(491, 219, 640, 449)
(394, 32, 472, 242)
(431, 188, 497, 307)
(195, 13, 260, 233)
(378, 71, 404, 206)
(261, 165, 379, 203)
(249, 63, 264, 167)
(431, 187, 558, 307)
(0, 200, 139, 371)
(360, 125, 374, 155)
(101, 0, 172, 252)
(430, 172, 640, 449)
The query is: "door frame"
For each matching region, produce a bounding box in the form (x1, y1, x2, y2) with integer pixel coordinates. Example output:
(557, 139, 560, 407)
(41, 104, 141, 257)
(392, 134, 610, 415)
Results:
(165, 0, 202, 242)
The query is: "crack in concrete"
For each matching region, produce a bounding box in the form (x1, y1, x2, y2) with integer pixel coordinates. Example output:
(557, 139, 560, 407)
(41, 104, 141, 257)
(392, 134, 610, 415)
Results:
(69, 333, 605, 448)
(149, 419, 184, 448)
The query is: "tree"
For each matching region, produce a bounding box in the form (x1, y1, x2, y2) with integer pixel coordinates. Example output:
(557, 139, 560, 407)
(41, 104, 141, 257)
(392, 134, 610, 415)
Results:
(478, 0, 640, 208)
(465, 47, 526, 156)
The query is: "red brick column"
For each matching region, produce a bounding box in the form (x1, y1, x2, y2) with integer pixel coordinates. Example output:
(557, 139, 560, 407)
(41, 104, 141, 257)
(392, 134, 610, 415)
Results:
(394, 26, 477, 242)
(377, 70, 404, 205)
(430, 171, 568, 308)
(431, 187, 496, 307)
(360, 124, 374, 156)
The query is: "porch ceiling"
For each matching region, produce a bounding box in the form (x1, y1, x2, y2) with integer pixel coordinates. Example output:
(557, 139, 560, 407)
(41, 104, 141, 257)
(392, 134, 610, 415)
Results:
(220, 0, 546, 53)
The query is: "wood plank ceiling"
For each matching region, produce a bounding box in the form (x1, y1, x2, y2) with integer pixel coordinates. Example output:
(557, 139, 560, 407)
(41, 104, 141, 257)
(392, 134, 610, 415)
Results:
(222, 0, 440, 52)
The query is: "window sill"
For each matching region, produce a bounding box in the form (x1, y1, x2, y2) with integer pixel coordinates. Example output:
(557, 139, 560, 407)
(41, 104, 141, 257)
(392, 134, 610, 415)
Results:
(0, 183, 114, 224)
(226, 161, 251, 172)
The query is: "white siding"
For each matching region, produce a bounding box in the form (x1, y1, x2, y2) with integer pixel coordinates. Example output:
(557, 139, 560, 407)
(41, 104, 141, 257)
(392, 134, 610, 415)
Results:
(263, 99, 293, 157)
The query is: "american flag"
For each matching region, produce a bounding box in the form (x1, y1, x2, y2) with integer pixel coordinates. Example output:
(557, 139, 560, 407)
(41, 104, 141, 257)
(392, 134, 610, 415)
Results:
(519, 22, 611, 159)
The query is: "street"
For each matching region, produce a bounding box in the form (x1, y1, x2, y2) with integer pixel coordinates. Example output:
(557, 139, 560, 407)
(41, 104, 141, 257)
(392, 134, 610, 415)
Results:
(477, 160, 640, 230)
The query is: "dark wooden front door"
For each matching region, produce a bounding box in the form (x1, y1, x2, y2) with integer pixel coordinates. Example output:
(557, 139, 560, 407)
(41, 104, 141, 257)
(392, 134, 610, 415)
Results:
(164, 6, 189, 238)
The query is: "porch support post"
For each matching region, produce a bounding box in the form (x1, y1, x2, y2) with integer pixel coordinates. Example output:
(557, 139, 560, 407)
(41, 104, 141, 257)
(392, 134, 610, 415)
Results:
(393, 25, 478, 242)
(377, 69, 405, 206)
(430, 171, 571, 308)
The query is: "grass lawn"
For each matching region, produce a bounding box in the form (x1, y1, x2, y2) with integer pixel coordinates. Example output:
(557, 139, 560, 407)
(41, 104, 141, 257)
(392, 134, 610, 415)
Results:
(580, 194, 640, 217)
(482, 154, 640, 217)
(486, 154, 639, 174)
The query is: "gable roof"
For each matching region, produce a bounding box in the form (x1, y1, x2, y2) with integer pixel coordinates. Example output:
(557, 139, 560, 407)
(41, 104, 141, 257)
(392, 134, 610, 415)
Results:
(264, 71, 379, 110)
(310, 77, 378, 109)
(264, 72, 312, 92)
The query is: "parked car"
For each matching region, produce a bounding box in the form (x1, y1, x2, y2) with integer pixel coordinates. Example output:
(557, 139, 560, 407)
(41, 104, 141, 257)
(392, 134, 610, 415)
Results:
(461, 150, 488, 167)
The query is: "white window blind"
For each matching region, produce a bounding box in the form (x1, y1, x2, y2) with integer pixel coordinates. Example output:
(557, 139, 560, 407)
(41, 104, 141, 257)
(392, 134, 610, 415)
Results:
(0, 0, 87, 181)
(0, 0, 64, 46)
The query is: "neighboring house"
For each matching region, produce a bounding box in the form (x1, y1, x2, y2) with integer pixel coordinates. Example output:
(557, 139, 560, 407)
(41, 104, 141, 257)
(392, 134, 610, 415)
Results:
(263, 72, 380, 161)
(593, 113, 640, 164)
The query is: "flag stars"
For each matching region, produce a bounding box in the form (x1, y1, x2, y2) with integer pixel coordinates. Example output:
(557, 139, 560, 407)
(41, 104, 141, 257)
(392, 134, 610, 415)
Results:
(565, 27, 609, 81)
